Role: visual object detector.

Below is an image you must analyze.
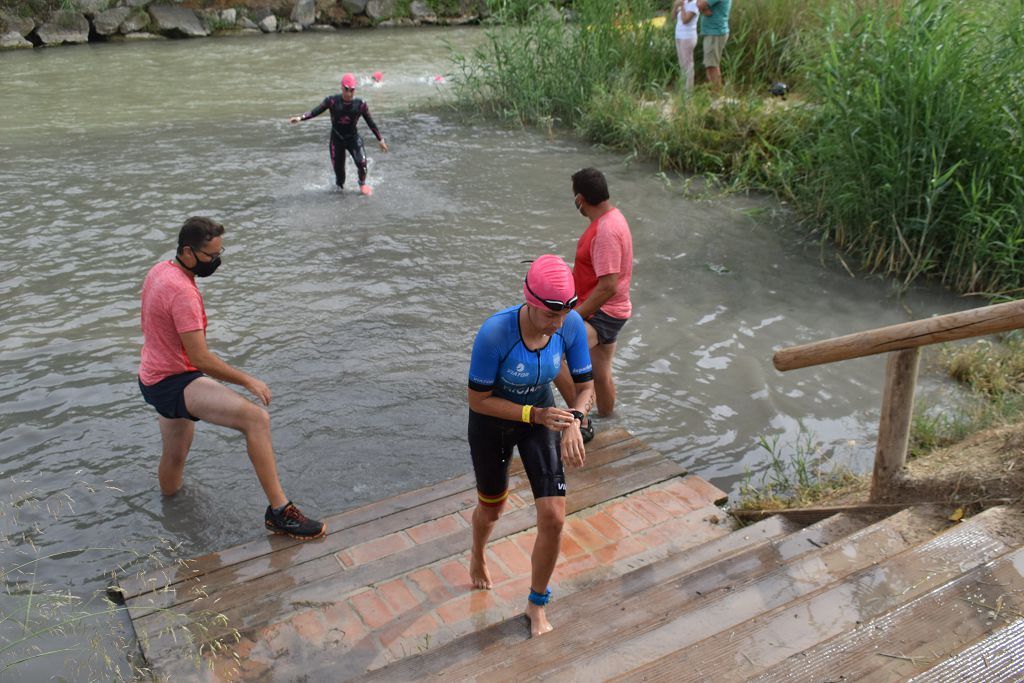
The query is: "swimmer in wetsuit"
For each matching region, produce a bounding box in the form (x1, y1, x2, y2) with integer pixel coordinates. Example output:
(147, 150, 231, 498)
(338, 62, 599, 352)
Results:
(466, 254, 595, 637)
(288, 72, 389, 195)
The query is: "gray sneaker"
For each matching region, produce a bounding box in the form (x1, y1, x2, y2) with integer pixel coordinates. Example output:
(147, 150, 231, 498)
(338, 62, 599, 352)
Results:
(264, 502, 326, 540)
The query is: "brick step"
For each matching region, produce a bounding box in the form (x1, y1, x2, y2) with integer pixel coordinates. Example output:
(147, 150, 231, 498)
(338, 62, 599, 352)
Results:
(610, 506, 1024, 683)
(905, 616, 1024, 683)
(748, 542, 1024, 682)
(120, 427, 637, 605)
(362, 509, 887, 681)
(125, 431, 727, 680)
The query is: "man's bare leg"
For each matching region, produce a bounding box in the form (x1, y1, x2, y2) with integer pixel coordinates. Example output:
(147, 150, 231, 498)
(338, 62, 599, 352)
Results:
(157, 416, 194, 496)
(525, 496, 565, 636)
(591, 341, 618, 417)
(706, 65, 722, 89)
(470, 500, 505, 589)
(184, 378, 288, 508)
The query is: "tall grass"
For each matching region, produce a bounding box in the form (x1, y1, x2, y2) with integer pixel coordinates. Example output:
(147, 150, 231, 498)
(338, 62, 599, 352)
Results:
(451, 0, 675, 128)
(450, 0, 1024, 295)
(793, 0, 1024, 294)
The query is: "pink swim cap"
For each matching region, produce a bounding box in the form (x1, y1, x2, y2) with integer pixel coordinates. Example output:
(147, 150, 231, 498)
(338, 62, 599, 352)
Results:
(373, 71, 383, 82)
(523, 255, 577, 311)
(341, 73, 357, 89)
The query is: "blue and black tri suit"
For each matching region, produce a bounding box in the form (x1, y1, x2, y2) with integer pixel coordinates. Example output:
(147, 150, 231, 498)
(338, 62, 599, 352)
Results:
(467, 305, 593, 505)
(299, 95, 383, 188)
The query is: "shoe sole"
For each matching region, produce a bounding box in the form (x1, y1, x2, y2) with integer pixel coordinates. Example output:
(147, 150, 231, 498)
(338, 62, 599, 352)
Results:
(265, 522, 328, 540)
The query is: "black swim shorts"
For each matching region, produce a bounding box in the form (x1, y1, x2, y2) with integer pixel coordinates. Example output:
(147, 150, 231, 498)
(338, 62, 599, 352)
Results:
(468, 409, 566, 506)
(139, 371, 204, 421)
(588, 309, 628, 345)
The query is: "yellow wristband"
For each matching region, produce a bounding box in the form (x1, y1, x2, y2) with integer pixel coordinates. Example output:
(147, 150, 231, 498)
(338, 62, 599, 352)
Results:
(521, 405, 532, 424)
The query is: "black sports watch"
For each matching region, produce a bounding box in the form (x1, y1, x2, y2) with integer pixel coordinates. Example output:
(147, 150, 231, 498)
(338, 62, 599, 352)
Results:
(569, 410, 586, 424)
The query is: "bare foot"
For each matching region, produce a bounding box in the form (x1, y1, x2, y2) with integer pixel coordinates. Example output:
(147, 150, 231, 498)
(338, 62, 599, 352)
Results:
(525, 602, 553, 637)
(470, 554, 492, 589)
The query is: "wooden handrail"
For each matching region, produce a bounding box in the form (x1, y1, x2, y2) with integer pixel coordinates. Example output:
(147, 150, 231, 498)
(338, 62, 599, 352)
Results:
(773, 299, 1024, 372)
(772, 298, 1024, 502)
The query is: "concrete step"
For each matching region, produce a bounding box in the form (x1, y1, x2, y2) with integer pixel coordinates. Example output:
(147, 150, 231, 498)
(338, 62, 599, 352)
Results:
(612, 505, 1024, 683)
(749, 543, 1024, 682)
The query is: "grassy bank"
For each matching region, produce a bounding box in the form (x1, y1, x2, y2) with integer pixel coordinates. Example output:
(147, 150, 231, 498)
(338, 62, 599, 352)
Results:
(734, 334, 1024, 511)
(451, 0, 1024, 296)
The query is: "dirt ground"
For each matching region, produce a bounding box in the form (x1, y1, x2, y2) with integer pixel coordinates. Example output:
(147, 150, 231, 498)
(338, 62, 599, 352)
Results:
(819, 423, 1024, 508)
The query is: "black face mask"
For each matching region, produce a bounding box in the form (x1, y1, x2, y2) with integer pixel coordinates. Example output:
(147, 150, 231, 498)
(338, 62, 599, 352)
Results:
(574, 194, 586, 217)
(177, 248, 221, 278)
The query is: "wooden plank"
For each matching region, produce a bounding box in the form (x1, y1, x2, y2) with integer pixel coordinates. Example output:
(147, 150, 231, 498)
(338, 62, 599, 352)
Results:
(461, 505, 949, 681)
(772, 299, 1024, 372)
(117, 472, 476, 600)
(732, 502, 913, 525)
(125, 435, 659, 620)
(132, 450, 687, 659)
(749, 547, 1024, 683)
(121, 428, 647, 610)
(607, 508, 1024, 683)
(732, 498, 1021, 525)
(906, 616, 1024, 683)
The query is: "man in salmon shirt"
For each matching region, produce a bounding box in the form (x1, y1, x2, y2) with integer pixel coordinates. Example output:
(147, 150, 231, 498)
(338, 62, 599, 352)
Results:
(554, 168, 634, 441)
(137, 216, 325, 539)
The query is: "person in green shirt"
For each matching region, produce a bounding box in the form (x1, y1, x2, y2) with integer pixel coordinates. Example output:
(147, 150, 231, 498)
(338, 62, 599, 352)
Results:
(697, 0, 732, 89)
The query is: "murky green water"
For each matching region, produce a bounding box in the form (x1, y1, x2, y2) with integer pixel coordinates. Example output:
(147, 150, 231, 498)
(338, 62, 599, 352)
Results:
(0, 27, 970, 676)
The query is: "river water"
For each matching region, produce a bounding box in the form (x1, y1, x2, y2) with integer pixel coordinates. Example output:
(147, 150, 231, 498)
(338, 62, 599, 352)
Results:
(0, 27, 971, 678)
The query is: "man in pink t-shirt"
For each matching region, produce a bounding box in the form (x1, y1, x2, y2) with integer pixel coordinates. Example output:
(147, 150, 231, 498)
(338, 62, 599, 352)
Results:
(138, 216, 325, 540)
(555, 168, 634, 432)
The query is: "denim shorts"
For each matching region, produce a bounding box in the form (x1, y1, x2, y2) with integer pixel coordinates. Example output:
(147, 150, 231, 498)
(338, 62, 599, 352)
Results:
(588, 309, 629, 345)
(139, 371, 204, 421)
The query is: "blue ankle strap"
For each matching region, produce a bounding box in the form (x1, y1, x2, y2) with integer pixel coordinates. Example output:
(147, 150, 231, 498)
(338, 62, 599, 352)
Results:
(528, 588, 551, 606)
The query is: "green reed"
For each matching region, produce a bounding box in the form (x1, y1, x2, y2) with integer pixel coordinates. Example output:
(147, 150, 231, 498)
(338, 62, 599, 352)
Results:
(449, 0, 1024, 296)
(451, 0, 675, 128)
(793, 0, 1024, 294)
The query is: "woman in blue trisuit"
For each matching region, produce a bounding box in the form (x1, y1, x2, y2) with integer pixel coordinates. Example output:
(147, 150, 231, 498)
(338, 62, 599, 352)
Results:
(466, 254, 595, 637)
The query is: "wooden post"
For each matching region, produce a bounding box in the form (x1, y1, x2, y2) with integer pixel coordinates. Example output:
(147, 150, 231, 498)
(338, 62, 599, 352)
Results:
(871, 348, 920, 502)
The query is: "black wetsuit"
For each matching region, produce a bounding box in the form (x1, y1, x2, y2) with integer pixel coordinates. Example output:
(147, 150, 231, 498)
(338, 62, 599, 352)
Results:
(300, 95, 383, 188)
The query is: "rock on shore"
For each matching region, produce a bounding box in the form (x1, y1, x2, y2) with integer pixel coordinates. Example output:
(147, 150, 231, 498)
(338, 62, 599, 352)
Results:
(1, 0, 492, 49)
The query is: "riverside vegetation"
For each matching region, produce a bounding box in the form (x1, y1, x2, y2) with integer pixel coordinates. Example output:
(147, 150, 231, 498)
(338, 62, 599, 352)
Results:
(449, 0, 1024, 509)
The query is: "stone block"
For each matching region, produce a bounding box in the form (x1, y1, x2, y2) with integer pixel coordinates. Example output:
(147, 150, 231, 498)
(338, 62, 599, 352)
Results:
(410, 0, 436, 23)
(0, 10, 35, 38)
(220, 8, 237, 24)
(1, 31, 33, 48)
(148, 5, 209, 37)
(36, 11, 90, 45)
(321, 4, 351, 24)
(258, 14, 278, 32)
(121, 31, 163, 40)
(119, 9, 150, 33)
(290, 0, 315, 27)
(341, 0, 367, 15)
(93, 7, 130, 35)
(365, 0, 395, 20)
(238, 16, 260, 30)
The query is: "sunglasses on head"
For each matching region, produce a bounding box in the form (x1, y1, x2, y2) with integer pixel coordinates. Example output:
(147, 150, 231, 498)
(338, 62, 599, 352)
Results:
(525, 276, 578, 312)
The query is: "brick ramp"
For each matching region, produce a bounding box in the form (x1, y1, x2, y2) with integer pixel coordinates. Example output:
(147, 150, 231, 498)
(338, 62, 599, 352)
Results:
(116, 428, 731, 680)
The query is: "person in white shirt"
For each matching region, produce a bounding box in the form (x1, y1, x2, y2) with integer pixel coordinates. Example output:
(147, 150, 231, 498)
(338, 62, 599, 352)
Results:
(673, 0, 700, 91)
